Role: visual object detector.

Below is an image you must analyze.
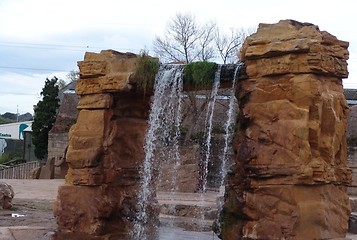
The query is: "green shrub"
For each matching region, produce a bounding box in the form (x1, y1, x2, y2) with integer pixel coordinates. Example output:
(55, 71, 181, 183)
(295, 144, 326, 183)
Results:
(0, 117, 15, 125)
(134, 52, 160, 93)
(183, 62, 217, 89)
(0, 150, 23, 165)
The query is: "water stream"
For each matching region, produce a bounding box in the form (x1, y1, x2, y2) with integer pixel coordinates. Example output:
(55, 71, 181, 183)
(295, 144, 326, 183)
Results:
(199, 65, 221, 224)
(219, 63, 243, 188)
(132, 63, 240, 239)
(133, 64, 184, 239)
(201, 65, 222, 193)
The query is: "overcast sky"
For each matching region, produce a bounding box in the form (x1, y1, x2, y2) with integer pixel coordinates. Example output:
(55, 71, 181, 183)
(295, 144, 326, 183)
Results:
(0, 0, 356, 114)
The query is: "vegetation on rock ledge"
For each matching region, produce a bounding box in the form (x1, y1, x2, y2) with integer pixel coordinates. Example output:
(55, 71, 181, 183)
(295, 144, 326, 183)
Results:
(133, 51, 160, 93)
(183, 62, 218, 90)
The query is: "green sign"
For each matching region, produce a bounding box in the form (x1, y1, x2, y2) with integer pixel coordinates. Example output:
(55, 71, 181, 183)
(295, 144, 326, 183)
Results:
(0, 133, 11, 138)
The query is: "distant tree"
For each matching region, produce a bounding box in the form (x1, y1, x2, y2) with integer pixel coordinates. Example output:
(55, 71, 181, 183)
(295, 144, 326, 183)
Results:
(215, 28, 249, 64)
(57, 79, 67, 89)
(32, 77, 60, 160)
(0, 117, 14, 125)
(153, 13, 217, 63)
(66, 70, 79, 82)
(154, 12, 253, 64)
(153, 13, 253, 144)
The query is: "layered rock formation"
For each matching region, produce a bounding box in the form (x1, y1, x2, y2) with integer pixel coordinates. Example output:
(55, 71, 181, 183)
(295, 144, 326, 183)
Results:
(221, 20, 351, 239)
(54, 50, 156, 239)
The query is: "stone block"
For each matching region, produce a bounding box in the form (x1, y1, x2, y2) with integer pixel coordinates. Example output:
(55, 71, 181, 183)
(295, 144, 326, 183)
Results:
(69, 167, 104, 186)
(78, 61, 107, 78)
(76, 51, 140, 95)
(0, 182, 14, 209)
(77, 93, 113, 109)
(66, 147, 103, 169)
(223, 185, 349, 240)
(38, 157, 54, 179)
(76, 74, 132, 95)
(101, 118, 147, 169)
(54, 184, 134, 236)
(240, 20, 349, 78)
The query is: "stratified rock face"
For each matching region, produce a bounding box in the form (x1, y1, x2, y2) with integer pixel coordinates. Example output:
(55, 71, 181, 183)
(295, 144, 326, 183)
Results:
(222, 20, 351, 240)
(54, 50, 157, 237)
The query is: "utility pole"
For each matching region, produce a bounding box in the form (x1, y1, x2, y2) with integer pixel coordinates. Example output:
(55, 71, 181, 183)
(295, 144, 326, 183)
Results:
(16, 105, 19, 122)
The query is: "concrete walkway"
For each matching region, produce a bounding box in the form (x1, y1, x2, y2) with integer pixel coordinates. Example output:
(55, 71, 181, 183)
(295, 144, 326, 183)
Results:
(2, 179, 64, 200)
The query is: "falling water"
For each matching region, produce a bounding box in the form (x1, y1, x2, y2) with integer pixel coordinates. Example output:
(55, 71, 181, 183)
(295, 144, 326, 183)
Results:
(132, 64, 184, 239)
(212, 63, 243, 238)
(198, 65, 221, 225)
(219, 62, 243, 187)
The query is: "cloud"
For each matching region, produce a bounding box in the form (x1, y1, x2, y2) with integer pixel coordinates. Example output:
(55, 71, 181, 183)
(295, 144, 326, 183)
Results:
(0, 71, 68, 114)
(0, 0, 357, 116)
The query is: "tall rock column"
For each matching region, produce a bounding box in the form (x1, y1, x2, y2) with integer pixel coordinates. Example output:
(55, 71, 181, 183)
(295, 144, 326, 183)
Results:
(222, 20, 351, 239)
(54, 50, 155, 239)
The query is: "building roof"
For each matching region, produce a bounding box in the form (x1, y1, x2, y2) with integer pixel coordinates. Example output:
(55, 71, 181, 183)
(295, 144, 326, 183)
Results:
(58, 81, 77, 103)
(344, 89, 357, 105)
(344, 89, 357, 100)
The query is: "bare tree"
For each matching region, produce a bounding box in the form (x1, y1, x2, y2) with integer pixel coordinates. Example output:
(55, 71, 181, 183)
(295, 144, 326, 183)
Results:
(56, 79, 67, 89)
(154, 13, 216, 63)
(197, 22, 217, 61)
(153, 13, 253, 144)
(215, 28, 249, 64)
(66, 70, 79, 82)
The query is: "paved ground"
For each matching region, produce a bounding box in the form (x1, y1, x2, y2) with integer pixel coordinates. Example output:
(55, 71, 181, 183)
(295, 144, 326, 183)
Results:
(0, 179, 63, 240)
(0, 179, 356, 240)
(0, 179, 220, 240)
(2, 179, 64, 200)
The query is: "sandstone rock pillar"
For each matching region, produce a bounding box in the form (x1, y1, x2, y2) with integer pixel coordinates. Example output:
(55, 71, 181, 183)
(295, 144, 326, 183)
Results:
(221, 20, 352, 239)
(54, 50, 155, 239)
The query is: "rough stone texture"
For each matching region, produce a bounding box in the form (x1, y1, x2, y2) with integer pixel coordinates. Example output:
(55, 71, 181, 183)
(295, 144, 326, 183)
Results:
(221, 20, 351, 240)
(28, 166, 41, 179)
(54, 50, 158, 238)
(76, 50, 139, 95)
(39, 157, 54, 179)
(0, 182, 14, 209)
(47, 93, 79, 179)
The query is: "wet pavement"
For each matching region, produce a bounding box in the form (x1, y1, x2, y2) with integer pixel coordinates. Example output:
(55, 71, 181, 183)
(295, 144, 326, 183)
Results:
(1, 179, 356, 240)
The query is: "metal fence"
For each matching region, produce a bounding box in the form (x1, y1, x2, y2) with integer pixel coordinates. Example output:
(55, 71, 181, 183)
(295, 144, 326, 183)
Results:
(0, 161, 40, 179)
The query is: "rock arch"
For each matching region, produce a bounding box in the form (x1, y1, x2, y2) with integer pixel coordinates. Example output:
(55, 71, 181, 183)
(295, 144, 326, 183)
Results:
(54, 20, 351, 239)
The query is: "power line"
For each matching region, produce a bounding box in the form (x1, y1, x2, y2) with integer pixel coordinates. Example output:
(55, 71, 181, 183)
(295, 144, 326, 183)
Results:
(0, 41, 154, 53)
(0, 66, 68, 72)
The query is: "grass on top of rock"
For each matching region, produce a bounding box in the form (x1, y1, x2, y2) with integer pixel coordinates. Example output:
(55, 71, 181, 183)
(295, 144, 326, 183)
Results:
(183, 62, 218, 90)
(133, 51, 160, 93)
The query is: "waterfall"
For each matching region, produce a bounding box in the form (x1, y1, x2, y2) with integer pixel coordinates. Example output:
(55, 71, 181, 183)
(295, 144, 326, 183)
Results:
(132, 64, 184, 239)
(198, 65, 221, 225)
(212, 63, 242, 238)
(219, 62, 243, 188)
(201, 65, 221, 193)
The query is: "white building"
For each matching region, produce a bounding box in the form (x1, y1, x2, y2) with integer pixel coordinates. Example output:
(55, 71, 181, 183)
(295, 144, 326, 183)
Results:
(0, 121, 32, 156)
